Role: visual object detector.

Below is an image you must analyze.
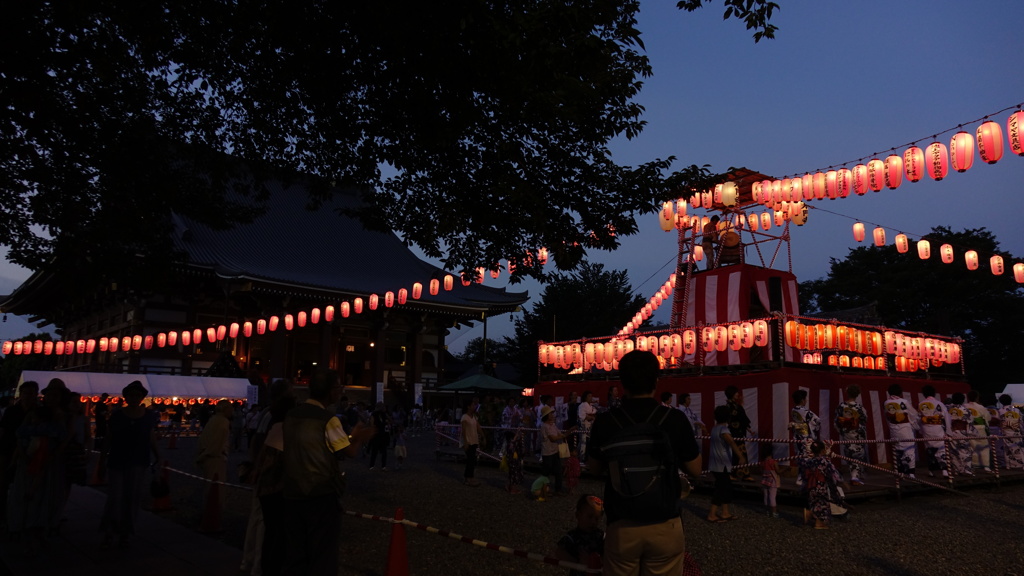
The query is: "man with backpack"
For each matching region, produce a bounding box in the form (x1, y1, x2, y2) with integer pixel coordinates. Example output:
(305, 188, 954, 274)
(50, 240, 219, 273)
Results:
(587, 350, 702, 576)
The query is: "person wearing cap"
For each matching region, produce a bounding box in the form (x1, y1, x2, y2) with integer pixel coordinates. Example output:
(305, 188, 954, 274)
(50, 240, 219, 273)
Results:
(99, 380, 160, 548)
(541, 404, 575, 495)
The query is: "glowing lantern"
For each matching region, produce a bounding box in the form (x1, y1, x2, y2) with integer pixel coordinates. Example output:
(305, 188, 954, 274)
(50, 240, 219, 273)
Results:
(353, 298, 364, 314)
(873, 227, 886, 247)
(33, 340, 43, 354)
(812, 172, 827, 199)
(884, 155, 903, 189)
(192, 329, 202, 344)
(369, 294, 379, 310)
(1008, 111, 1024, 156)
(269, 316, 280, 331)
(385, 291, 395, 308)
(297, 312, 307, 327)
(397, 289, 408, 305)
(852, 164, 868, 195)
(12, 341, 23, 355)
(792, 203, 808, 226)
(217, 325, 227, 340)
(977, 120, 1004, 163)
(925, 142, 948, 180)
(243, 322, 253, 337)
(740, 322, 755, 348)
(754, 320, 769, 347)
(122, 337, 133, 352)
(168, 332, 178, 346)
(340, 302, 351, 318)
(751, 182, 762, 203)
(990, 255, 1004, 275)
(903, 146, 924, 182)
(429, 279, 440, 295)
(412, 282, 423, 299)
(659, 201, 675, 231)
(206, 327, 216, 342)
(801, 173, 815, 200)
(257, 319, 266, 335)
(99, 337, 109, 352)
(702, 191, 713, 209)
(44, 341, 54, 355)
(760, 212, 771, 230)
(475, 267, 485, 283)
(774, 211, 784, 227)
(918, 239, 931, 259)
(325, 306, 334, 322)
(940, 244, 954, 264)
(839, 355, 851, 368)
(1, 341, 11, 355)
(895, 234, 909, 253)
(713, 326, 728, 352)
(965, 250, 979, 270)
(867, 159, 885, 191)
(702, 327, 716, 352)
(1014, 263, 1024, 283)
(721, 181, 738, 207)
(444, 274, 454, 290)
(784, 321, 802, 348)
(157, 333, 167, 348)
(682, 330, 697, 355)
(230, 322, 240, 338)
(950, 131, 974, 172)
(791, 178, 803, 201)
(143, 335, 154, 350)
(309, 309, 319, 325)
(825, 170, 838, 199)
(852, 223, 865, 242)
(128, 335, 139, 351)
(460, 273, 471, 287)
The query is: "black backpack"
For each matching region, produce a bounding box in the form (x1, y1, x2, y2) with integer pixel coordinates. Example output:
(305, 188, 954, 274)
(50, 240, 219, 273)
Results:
(602, 405, 681, 523)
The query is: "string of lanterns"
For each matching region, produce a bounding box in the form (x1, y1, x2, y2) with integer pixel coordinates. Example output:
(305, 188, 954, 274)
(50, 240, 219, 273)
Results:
(784, 319, 961, 373)
(615, 273, 677, 337)
(1, 248, 552, 357)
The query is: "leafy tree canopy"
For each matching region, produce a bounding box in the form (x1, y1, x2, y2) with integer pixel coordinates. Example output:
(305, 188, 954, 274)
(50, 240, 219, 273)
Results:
(799, 226, 1024, 388)
(1, 1, 776, 288)
(454, 336, 519, 366)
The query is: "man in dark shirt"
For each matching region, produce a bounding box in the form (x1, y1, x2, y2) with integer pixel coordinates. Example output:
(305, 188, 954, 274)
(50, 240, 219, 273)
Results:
(587, 351, 701, 576)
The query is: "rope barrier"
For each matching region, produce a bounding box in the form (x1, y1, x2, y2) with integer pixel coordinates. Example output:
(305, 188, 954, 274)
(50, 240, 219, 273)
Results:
(344, 509, 602, 574)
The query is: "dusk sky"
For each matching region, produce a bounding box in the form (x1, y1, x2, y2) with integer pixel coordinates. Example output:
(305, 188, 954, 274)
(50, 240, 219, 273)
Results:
(2, 1, 1022, 355)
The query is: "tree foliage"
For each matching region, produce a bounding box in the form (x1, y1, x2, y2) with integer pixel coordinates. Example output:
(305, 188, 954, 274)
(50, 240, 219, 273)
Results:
(454, 336, 519, 366)
(0, 1, 776, 288)
(799, 226, 1024, 388)
(512, 262, 647, 382)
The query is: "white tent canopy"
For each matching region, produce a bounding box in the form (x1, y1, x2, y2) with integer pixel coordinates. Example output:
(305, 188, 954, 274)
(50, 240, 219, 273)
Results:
(18, 371, 254, 401)
(1000, 383, 1024, 404)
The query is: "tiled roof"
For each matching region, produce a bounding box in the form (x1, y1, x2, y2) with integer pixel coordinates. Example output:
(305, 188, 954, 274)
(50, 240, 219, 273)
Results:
(172, 179, 528, 312)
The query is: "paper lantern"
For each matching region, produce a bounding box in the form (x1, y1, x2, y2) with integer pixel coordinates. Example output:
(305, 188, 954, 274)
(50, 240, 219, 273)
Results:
(895, 234, 909, 253)
(1014, 263, 1024, 283)
(128, 335, 139, 351)
(917, 239, 931, 259)
(143, 335, 154, 350)
(369, 294, 379, 310)
(682, 330, 697, 355)
(801, 173, 814, 200)
(385, 291, 395, 307)
(903, 146, 925, 182)
(243, 321, 253, 337)
(460, 273, 472, 287)
(157, 333, 167, 348)
(206, 327, 217, 342)
(444, 274, 454, 290)
(353, 298, 364, 314)
(825, 170, 838, 199)
(873, 227, 886, 247)
(867, 159, 885, 191)
(990, 255, 1004, 275)
(99, 337, 109, 351)
(340, 302, 351, 318)
(774, 210, 784, 227)
(852, 223, 865, 242)
(475, 267, 485, 283)
(784, 320, 802, 348)
(721, 181, 738, 207)
(754, 320, 769, 347)
(398, 288, 408, 305)
(940, 244, 954, 264)
(791, 178, 803, 202)
(307, 309, 319, 325)
(965, 250, 979, 270)
(950, 131, 974, 172)
(12, 341, 23, 355)
(977, 120, 1004, 163)
(412, 282, 423, 299)
(268, 316, 279, 331)
(32, 340, 43, 354)
(537, 248, 549, 266)
(229, 322, 240, 338)
(429, 279, 440, 295)
(168, 331, 178, 346)
(760, 212, 772, 230)
(297, 312, 307, 327)
(43, 341, 54, 355)
(852, 164, 868, 195)
(325, 306, 334, 322)
(659, 201, 674, 231)
(884, 155, 903, 189)
(193, 328, 203, 344)
(925, 142, 948, 180)
(1, 341, 11, 355)
(808, 172, 823, 200)
(217, 324, 228, 340)
(1009, 111, 1024, 156)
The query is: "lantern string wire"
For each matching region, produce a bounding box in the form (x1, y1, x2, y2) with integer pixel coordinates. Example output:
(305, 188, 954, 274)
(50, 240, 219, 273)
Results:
(806, 203, 1019, 268)
(781, 102, 1024, 177)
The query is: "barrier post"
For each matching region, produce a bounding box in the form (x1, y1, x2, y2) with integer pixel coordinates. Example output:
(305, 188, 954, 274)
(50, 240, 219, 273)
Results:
(385, 507, 409, 576)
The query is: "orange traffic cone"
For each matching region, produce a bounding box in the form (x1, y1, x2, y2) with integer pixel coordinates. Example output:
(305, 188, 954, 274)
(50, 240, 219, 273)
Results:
(151, 461, 174, 512)
(199, 473, 222, 533)
(384, 507, 409, 576)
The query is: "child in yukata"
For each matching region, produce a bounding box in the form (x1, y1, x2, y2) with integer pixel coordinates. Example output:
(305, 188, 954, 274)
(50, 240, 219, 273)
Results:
(917, 385, 951, 478)
(759, 442, 780, 518)
(799, 440, 845, 530)
(997, 394, 1024, 470)
(834, 385, 868, 485)
(789, 389, 821, 459)
(554, 495, 605, 576)
(884, 384, 920, 478)
(945, 393, 974, 476)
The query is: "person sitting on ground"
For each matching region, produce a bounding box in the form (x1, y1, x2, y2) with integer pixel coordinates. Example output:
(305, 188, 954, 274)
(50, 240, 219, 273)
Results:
(554, 494, 605, 576)
(531, 475, 552, 501)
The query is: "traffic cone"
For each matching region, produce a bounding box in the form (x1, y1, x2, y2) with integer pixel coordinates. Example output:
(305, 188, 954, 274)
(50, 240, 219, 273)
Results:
(199, 473, 222, 533)
(151, 461, 174, 512)
(384, 507, 409, 576)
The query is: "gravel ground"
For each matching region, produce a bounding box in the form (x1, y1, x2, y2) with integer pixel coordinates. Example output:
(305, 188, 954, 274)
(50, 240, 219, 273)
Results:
(154, 431, 1024, 576)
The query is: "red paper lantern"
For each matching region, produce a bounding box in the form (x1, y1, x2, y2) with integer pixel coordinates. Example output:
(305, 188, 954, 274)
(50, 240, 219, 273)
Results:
(852, 164, 868, 195)
(353, 298, 364, 314)
(33, 340, 43, 354)
(925, 142, 948, 180)
(903, 146, 925, 182)
(990, 255, 1004, 275)
(867, 159, 885, 192)
(12, 341, 23, 355)
(460, 273, 471, 287)
(788, 179, 802, 203)
(852, 223, 865, 242)
(412, 282, 423, 299)
(54, 341, 65, 355)
(884, 155, 903, 189)
(825, 170, 838, 199)
(324, 307, 334, 322)
(949, 131, 974, 172)
(1008, 111, 1024, 156)
(193, 329, 203, 344)
(207, 327, 217, 342)
(1014, 263, 1024, 283)
(257, 319, 267, 335)
(873, 227, 886, 247)
(217, 325, 227, 340)
(895, 234, 909, 253)
(157, 333, 167, 347)
(131, 336, 142, 351)
(918, 239, 931, 259)
(812, 172, 827, 199)
(122, 337, 133, 352)
(340, 302, 351, 318)
(99, 337, 109, 352)
(940, 244, 954, 264)
(801, 173, 814, 200)
(143, 335, 154, 350)
(1, 341, 11, 355)
(760, 212, 771, 230)
(44, 341, 54, 355)
(397, 288, 408, 305)
(384, 291, 395, 307)
(444, 275, 455, 290)
(977, 120, 1004, 163)
(297, 312, 307, 327)
(180, 331, 191, 346)
(168, 331, 178, 346)
(965, 250, 979, 270)
(429, 279, 439, 295)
